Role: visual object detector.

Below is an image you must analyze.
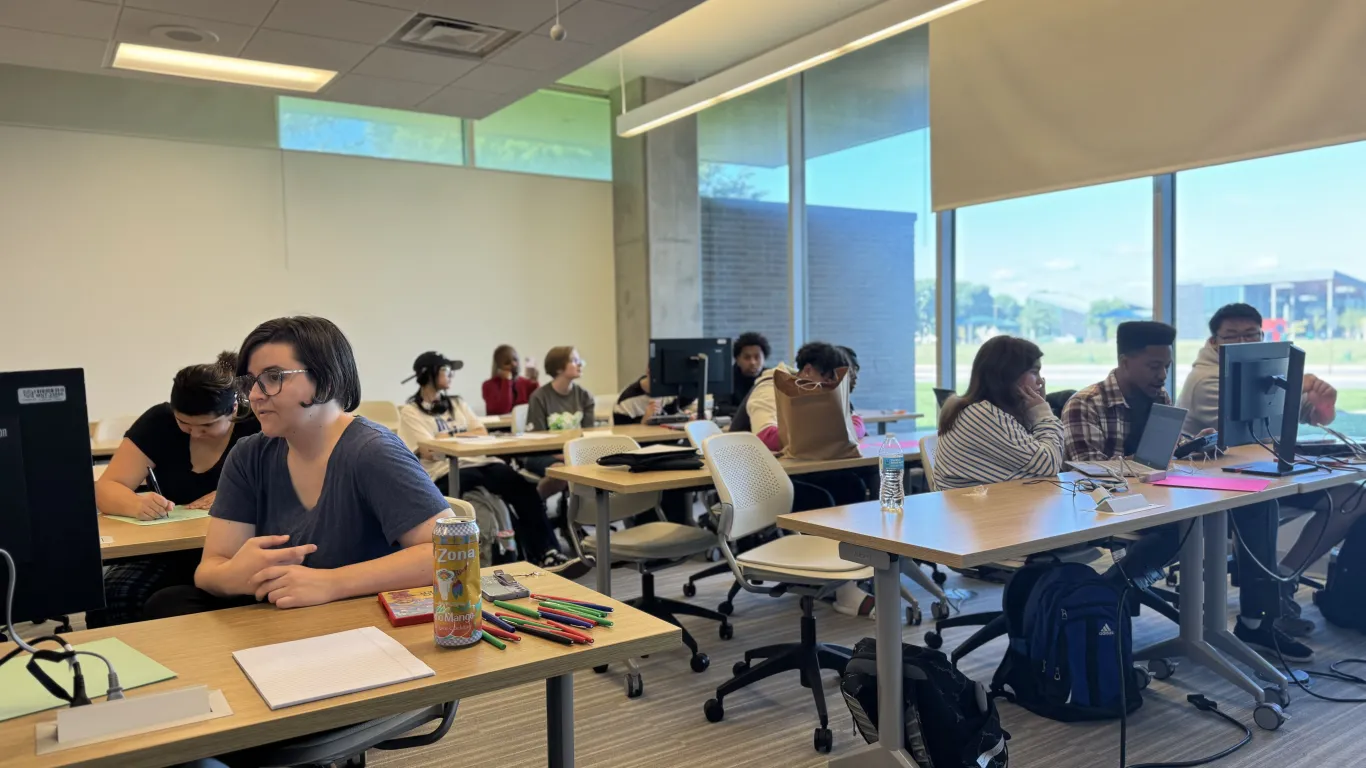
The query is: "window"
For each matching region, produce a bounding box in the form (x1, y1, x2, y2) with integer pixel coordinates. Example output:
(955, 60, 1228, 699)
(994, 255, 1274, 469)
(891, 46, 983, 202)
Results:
(803, 28, 934, 422)
(278, 97, 465, 166)
(955, 179, 1153, 393)
(473, 90, 611, 180)
(699, 81, 792, 362)
(1176, 142, 1366, 436)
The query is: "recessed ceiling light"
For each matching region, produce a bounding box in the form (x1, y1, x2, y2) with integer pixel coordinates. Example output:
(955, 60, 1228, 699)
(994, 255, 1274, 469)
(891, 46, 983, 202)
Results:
(111, 43, 335, 93)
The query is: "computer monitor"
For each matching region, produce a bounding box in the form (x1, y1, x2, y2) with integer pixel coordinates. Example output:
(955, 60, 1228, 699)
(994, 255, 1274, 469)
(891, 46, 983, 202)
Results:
(648, 338, 733, 420)
(1216, 341, 1315, 477)
(0, 369, 105, 624)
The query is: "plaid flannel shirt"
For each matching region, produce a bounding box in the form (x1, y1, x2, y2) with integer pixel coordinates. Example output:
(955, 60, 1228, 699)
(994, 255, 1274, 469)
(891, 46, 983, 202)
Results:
(1061, 369, 1171, 461)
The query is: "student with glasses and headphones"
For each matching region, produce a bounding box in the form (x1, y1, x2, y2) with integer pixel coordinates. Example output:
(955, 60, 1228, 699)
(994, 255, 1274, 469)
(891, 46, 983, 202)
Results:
(88, 352, 261, 627)
(144, 316, 451, 619)
(397, 351, 583, 575)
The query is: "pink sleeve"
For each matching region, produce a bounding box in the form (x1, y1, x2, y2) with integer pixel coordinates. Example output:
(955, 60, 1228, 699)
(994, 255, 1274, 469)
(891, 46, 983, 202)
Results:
(851, 413, 866, 440)
(756, 425, 782, 452)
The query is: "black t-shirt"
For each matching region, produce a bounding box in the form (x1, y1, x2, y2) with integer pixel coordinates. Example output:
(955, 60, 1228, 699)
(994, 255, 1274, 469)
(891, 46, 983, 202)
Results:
(124, 403, 261, 505)
(1123, 392, 1155, 456)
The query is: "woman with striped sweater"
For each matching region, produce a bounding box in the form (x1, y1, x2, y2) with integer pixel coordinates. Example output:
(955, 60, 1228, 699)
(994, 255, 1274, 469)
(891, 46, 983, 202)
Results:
(934, 336, 1064, 490)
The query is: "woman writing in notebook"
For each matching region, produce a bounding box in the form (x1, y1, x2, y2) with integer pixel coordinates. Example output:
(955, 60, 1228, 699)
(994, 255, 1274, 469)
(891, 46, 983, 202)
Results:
(89, 352, 261, 627)
(145, 316, 450, 618)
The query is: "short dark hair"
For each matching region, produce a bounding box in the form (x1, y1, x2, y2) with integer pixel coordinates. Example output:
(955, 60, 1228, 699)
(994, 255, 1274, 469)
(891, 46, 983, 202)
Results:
(170, 351, 238, 416)
(544, 346, 575, 378)
(238, 316, 361, 411)
(1116, 321, 1176, 355)
(795, 341, 847, 378)
(734, 332, 771, 359)
(837, 345, 859, 372)
(1208, 303, 1263, 337)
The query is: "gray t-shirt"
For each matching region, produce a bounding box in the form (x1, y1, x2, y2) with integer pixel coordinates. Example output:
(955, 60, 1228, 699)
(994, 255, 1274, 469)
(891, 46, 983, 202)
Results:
(212, 416, 448, 571)
(526, 382, 596, 431)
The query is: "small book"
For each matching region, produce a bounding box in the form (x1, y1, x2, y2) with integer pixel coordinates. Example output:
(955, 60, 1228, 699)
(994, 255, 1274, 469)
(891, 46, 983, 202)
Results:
(378, 586, 434, 627)
(232, 627, 434, 710)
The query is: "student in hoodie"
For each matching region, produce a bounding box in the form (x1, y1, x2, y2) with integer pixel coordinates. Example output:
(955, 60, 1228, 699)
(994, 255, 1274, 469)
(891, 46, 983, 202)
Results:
(1179, 302, 1361, 635)
(718, 332, 770, 417)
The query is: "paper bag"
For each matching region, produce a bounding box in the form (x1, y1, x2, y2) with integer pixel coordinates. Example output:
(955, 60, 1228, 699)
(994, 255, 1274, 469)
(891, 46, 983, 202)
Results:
(774, 367, 860, 461)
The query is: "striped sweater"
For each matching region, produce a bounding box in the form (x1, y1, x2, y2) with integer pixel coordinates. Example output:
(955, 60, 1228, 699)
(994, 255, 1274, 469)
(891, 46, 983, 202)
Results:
(933, 400, 1065, 490)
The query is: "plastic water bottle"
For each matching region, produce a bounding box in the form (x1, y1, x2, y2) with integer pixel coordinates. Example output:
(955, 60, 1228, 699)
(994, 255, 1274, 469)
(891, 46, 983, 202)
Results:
(879, 433, 905, 512)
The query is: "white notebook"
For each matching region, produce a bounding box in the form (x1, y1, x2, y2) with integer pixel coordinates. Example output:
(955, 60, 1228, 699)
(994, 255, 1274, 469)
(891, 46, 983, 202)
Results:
(232, 627, 434, 710)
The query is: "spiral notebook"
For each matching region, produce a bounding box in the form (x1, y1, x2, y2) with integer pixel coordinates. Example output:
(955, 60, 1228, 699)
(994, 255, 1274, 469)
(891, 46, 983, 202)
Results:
(232, 627, 434, 710)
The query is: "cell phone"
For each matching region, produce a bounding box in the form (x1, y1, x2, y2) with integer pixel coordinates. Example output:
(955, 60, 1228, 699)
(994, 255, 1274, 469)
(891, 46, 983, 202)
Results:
(1174, 432, 1218, 460)
(481, 570, 530, 601)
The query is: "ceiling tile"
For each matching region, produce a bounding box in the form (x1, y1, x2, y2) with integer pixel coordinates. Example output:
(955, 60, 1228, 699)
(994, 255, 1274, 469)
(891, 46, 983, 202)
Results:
(353, 46, 479, 85)
(420, 0, 561, 32)
(0, 0, 118, 40)
(115, 8, 257, 56)
(534, 0, 649, 45)
(450, 63, 552, 94)
(264, 0, 414, 45)
(319, 73, 441, 109)
(420, 84, 520, 119)
(241, 29, 375, 72)
(354, 0, 425, 9)
(124, 0, 278, 27)
(489, 33, 597, 71)
(0, 26, 107, 73)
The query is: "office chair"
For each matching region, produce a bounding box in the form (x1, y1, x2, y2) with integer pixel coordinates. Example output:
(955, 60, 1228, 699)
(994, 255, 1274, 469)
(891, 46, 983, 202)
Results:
(230, 701, 458, 767)
(565, 435, 731, 689)
(355, 401, 401, 431)
(680, 420, 738, 600)
(511, 403, 530, 435)
(700, 432, 872, 754)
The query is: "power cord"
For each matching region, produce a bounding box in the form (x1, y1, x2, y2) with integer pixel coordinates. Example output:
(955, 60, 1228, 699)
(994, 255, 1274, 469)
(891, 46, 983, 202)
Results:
(1, 548, 123, 703)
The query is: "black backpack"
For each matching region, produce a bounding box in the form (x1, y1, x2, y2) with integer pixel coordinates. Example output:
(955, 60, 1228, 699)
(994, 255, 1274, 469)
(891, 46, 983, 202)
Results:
(990, 560, 1144, 722)
(840, 639, 1008, 768)
(1315, 514, 1366, 630)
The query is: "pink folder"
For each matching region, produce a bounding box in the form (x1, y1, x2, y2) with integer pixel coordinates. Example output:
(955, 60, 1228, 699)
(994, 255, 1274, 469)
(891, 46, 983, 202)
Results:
(1152, 476, 1272, 493)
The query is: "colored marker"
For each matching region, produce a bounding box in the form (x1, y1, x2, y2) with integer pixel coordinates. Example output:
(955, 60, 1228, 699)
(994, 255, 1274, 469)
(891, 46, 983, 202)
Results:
(538, 598, 607, 616)
(482, 625, 521, 642)
(503, 617, 587, 644)
(540, 603, 613, 626)
(531, 594, 615, 612)
(538, 599, 606, 618)
(515, 625, 574, 646)
(536, 608, 595, 629)
(482, 611, 517, 632)
(543, 619, 594, 643)
(493, 600, 542, 618)
(481, 633, 507, 650)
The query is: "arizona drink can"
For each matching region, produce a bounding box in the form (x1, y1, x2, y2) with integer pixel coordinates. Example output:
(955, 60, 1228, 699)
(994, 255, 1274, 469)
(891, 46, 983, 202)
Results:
(433, 514, 482, 648)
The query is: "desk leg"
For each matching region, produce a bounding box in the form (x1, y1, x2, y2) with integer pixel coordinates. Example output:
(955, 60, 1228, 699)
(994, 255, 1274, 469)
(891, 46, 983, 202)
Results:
(1201, 512, 1291, 688)
(877, 422, 888, 436)
(1135, 516, 1268, 706)
(448, 456, 460, 497)
(594, 488, 611, 597)
(547, 673, 574, 768)
(832, 544, 919, 768)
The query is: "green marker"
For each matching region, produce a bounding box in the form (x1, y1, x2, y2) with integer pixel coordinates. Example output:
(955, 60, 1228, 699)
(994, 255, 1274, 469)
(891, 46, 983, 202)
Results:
(541, 602, 613, 626)
(481, 632, 507, 650)
(540, 599, 606, 618)
(493, 600, 541, 618)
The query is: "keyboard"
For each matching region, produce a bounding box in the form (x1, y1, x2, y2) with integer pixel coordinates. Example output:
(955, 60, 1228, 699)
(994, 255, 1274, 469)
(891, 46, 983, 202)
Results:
(1067, 460, 1138, 478)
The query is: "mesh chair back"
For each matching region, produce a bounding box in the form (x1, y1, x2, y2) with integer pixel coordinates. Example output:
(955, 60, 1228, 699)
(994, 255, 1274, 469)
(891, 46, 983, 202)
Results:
(704, 432, 793, 540)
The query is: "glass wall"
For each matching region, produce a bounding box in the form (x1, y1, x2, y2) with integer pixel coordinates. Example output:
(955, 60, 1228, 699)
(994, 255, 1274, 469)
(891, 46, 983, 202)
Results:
(698, 81, 793, 363)
(1176, 142, 1366, 435)
(954, 179, 1153, 393)
(278, 97, 465, 165)
(803, 28, 934, 422)
(473, 90, 612, 180)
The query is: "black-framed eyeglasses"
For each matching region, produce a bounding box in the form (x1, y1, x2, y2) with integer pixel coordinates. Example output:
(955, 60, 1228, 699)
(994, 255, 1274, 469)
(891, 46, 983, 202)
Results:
(1217, 331, 1265, 344)
(234, 369, 308, 399)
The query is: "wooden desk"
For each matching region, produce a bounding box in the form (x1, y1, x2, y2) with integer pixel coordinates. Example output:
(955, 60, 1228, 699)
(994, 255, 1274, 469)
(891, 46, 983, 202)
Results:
(98, 515, 209, 560)
(90, 439, 119, 460)
(857, 409, 924, 435)
(1, 567, 678, 768)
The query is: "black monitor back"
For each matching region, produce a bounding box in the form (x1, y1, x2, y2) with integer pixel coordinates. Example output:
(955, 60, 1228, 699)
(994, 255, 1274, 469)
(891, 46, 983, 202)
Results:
(0, 369, 104, 623)
(648, 338, 733, 401)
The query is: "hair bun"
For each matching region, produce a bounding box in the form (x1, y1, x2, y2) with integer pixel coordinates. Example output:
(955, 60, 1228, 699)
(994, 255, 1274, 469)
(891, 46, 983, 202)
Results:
(214, 350, 239, 374)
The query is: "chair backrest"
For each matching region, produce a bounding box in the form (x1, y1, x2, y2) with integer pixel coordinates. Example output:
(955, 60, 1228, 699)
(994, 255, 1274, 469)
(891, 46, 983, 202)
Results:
(356, 400, 401, 429)
(919, 434, 939, 492)
(704, 432, 794, 540)
(443, 497, 476, 519)
(93, 414, 137, 443)
(512, 403, 529, 435)
(564, 434, 657, 523)
(685, 420, 723, 452)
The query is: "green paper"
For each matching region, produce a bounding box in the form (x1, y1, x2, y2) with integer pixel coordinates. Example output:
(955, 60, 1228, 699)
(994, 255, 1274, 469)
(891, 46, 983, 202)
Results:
(103, 506, 210, 526)
(0, 637, 177, 722)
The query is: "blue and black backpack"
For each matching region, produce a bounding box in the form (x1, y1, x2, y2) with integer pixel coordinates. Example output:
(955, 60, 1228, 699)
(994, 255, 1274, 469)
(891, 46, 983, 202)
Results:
(990, 560, 1144, 721)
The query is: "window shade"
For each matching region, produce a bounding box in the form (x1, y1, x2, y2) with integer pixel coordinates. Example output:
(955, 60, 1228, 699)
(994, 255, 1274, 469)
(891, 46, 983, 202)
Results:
(929, 0, 1366, 210)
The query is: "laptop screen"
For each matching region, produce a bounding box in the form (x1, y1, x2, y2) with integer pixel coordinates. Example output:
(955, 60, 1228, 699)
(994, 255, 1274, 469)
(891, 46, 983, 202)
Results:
(1134, 403, 1188, 470)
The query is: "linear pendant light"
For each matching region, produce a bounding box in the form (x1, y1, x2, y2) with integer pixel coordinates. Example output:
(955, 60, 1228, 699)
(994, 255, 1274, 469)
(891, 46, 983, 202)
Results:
(615, 0, 988, 138)
(112, 43, 336, 92)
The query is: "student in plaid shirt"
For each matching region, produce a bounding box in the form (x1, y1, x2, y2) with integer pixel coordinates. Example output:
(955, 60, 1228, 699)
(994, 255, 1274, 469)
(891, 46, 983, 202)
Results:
(1063, 322, 1313, 661)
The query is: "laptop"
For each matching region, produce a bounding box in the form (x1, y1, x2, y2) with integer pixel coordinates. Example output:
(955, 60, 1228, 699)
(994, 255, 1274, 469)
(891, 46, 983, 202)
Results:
(1068, 403, 1188, 478)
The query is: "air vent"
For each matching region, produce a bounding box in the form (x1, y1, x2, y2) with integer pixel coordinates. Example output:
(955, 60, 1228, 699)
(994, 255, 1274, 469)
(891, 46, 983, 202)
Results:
(390, 14, 517, 58)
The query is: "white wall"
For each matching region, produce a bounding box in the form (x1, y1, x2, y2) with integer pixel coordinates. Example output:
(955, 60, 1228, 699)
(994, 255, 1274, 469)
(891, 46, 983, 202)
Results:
(0, 124, 619, 421)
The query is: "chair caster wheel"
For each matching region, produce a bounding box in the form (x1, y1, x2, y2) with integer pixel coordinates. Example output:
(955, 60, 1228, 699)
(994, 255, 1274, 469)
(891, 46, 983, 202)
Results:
(625, 673, 644, 699)
(932, 570, 947, 586)
(1254, 702, 1286, 731)
(931, 600, 950, 621)
(718, 601, 734, 616)
(1165, 571, 1178, 587)
(905, 606, 922, 626)
(691, 653, 710, 673)
(1133, 666, 1152, 691)
(1148, 658, 1176, 681)
(1266, 686, 1291, 708)
(704, 698, 724, 722)
(814, 727, 833, 753)
(924, 632, 943, 650)
(733, 660, 750, 676)
(593, 664, 609, 674)
(683, 582, 697, 598)
(719, 622, 734, 640)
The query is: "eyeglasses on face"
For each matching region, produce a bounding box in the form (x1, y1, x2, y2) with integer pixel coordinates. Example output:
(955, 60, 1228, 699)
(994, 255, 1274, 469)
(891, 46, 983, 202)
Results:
(1217, 331, 1265, 344)
(234, 368, 308, 399)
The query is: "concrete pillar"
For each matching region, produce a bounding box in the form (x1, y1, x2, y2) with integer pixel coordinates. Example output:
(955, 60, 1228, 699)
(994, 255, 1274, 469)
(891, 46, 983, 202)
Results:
(609, 77, 701, 386)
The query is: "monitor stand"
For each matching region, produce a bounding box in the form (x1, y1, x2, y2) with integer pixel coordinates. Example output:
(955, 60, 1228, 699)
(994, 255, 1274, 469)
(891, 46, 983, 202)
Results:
(1222, 461, 1317, 477)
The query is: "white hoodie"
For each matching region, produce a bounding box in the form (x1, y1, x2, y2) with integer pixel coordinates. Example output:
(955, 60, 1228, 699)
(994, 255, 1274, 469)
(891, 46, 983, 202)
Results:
(1177, 342, 1311, 434)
